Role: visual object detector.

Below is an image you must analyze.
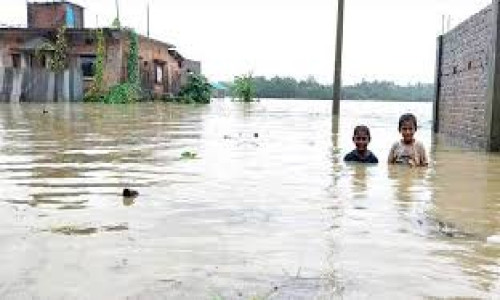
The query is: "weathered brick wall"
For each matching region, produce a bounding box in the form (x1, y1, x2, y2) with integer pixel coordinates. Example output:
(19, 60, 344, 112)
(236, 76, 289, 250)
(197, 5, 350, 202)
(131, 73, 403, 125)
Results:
(438, 5, 493, 148)
(136, 36, 182, 95)
(28, 3, 84, 29)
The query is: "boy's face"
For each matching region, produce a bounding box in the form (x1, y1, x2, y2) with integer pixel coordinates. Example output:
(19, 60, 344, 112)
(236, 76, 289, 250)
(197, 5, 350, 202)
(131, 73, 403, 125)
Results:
(400, 120, 416, 143)
(353, 130, 370, 151)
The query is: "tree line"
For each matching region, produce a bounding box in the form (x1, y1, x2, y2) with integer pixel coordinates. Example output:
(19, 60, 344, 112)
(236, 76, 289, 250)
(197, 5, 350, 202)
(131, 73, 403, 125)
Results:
(223, 76, 434, 101)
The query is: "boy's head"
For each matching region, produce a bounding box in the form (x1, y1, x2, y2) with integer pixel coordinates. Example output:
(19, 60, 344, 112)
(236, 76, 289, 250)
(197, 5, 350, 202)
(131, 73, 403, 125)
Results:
(398, 113, 417, 143)
(352, 125, 371, 152)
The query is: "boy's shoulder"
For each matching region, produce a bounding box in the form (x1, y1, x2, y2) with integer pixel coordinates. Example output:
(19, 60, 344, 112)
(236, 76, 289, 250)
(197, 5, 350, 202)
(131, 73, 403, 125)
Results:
(366, 151, 379, 163)
(414, 140, 426, 147)
(391, 140, 402, 148)
(344, 150, 359, 161)
(344, 150, 378, 164)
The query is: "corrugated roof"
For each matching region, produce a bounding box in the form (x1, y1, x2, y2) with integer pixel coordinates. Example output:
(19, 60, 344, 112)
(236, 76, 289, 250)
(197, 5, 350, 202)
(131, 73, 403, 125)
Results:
(211, 82, 228, 90)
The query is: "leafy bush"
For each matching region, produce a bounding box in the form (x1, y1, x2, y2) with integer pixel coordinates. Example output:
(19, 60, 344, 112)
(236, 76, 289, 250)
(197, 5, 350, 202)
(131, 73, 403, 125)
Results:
(178, 73, 212, 104)
(105, 83, 138, 104)
(232, 73, 255, 102)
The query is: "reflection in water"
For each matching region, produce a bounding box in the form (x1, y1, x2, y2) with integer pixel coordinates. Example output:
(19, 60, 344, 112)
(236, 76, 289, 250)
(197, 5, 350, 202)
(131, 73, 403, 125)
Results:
(350, 164, 368, 197)
(429, 150, 500, 293)
(0, 100, 498, 298)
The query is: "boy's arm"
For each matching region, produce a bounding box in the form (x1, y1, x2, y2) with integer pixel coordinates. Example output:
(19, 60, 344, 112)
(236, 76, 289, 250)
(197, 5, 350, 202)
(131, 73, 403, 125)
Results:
(418, 142, 429, 166)
(387, 143, 396, 164)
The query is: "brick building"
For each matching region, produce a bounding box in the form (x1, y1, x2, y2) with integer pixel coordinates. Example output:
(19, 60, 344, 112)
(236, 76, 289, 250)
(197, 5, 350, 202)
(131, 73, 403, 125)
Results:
(434, 1, 500, 151)
(0, 1, 201, 100)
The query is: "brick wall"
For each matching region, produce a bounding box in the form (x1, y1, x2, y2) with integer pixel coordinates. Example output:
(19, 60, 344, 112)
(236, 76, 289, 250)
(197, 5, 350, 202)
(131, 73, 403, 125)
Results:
(136, 36, 181, 96)
(28, 2, 84, 29)
(437, 5, 493, 149)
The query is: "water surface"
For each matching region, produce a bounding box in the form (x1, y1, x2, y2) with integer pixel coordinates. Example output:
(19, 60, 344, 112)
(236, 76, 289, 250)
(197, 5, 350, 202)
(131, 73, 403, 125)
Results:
(0, 100, 498, 299)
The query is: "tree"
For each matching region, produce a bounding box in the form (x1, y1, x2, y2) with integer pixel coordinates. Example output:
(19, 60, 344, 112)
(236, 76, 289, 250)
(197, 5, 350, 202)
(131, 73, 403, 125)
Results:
(232, 73, 256, 102)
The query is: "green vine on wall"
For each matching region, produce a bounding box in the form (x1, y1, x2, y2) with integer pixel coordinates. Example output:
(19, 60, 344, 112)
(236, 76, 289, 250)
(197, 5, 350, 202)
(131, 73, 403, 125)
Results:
(94, 29, 105, 93)
(35, 25, 68, 72)
(85, 29, 106, 102)
(85, 28, 140, 103)
(127, 29, 140, 95)
(51, 25, 68, 72)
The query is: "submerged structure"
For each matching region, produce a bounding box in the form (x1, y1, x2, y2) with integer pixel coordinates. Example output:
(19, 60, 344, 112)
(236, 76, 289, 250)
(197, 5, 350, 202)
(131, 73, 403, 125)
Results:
(434, 1, 500, 151)
(0, 1, 200, 102)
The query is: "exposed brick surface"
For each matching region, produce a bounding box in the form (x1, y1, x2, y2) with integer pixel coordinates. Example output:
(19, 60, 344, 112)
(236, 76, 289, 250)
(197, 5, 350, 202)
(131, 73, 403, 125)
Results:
(28, 2, 84, 29)
(438, 5, 493, 149)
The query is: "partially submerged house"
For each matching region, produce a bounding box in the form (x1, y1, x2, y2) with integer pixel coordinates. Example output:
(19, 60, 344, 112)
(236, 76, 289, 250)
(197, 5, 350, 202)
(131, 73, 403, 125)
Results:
(0, 1, 201, 102)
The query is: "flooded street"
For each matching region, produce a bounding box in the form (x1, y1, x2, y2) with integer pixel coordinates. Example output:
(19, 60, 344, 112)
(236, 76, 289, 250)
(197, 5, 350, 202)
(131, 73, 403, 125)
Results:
(0, 100, 498, 299)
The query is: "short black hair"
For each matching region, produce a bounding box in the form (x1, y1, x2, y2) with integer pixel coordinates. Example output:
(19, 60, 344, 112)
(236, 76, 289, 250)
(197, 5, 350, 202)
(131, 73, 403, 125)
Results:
(353, 125, 371, 139)
(398, 113, 418, 131)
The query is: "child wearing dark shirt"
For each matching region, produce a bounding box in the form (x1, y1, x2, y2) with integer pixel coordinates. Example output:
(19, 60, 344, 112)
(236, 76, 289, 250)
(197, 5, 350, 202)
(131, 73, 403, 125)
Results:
(344, 125, 379, 164)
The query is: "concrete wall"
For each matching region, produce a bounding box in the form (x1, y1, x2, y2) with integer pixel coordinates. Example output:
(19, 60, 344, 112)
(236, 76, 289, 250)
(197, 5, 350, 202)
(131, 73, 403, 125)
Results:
(435, 4, 496, 149)
(180, 59, 201, 86)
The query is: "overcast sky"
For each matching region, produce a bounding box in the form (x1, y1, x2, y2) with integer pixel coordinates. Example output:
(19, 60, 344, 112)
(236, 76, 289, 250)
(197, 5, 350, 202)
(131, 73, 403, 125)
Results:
(0, 0, 493, 84)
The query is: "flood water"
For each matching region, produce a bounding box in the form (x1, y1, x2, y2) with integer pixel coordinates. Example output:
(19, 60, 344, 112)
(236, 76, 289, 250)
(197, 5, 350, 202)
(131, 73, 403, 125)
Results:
(0, 100, 498, 299)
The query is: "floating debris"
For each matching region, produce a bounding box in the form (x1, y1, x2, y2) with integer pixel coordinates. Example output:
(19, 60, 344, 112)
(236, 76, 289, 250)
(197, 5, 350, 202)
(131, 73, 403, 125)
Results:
(57, 204, 87, 210)
(102, 224, 129, 232)
(123, 188, 139, 197)
(181, 151, 197, 159)
(50, 225, 98, 236)
(49, 223, 129, 235)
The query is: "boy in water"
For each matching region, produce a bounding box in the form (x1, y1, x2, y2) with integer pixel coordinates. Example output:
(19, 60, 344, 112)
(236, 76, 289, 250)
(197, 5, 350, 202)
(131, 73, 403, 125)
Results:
(344, 125, 379, 164)
(388, 113, 428, 167)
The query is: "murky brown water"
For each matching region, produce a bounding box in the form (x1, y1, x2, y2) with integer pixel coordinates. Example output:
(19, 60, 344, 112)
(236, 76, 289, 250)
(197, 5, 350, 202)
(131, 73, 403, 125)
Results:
(0, 100, 498, 299)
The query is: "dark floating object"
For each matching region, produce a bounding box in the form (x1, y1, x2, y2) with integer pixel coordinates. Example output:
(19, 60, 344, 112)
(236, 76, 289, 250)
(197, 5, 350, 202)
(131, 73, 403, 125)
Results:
(43, 109, 49, 114)
(181, 151, 197, 159)
(254, 133, 259, 138)
(123, 188, 139, 197)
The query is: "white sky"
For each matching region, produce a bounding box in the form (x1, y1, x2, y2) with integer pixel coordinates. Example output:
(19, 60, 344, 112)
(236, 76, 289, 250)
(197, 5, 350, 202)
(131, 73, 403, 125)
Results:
(0, 0, 493, 84)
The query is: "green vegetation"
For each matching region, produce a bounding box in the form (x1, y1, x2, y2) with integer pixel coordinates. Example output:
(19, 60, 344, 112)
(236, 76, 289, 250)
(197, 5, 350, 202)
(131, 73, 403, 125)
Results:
(232, 73, 256, 102)
(35, 25, 69, 101)
(35, 25, 68, 71)
(85, 29, 140, 103)
(176, 73, 212, 104)
(112, 17, 121, 29)
(181, 151, 197, 159)
(225, 76, 433, 101)
(127, 29, 140, 92)
(85, 29, 106, 101)
(49, 26, 68, 72)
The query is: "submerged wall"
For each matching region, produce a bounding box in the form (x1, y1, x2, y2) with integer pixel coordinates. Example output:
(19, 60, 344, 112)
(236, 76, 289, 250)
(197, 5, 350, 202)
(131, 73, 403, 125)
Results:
(0, 67, 83, 102)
